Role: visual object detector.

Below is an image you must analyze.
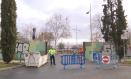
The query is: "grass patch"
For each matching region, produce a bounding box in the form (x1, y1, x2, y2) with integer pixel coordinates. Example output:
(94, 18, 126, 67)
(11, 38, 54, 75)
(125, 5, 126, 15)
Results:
(122, 61, 131, 64)
(0, 60, 23, 68)
(0, 62, 20, 68)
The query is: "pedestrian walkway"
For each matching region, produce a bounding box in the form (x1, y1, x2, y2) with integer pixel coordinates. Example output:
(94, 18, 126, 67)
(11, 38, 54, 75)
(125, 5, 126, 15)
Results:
(0, 55, 131, 79)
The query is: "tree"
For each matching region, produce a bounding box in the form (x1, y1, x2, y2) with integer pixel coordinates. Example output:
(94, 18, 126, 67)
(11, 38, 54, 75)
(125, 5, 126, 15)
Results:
(58, 42, 65, 49)
(37, 32, 54, 49)
(20, 24, 35, 41)
(0, 4, 1, 48)
(115, 0, 127, 59)
(16, 32, 29, 43)
(46, 14, 71, 48)
(38, 32, 54, 42)
(1, 0, 17, 63)
(92, 14, 103, 42)
(101, 4, 110, 42)
(101, 0, 127, 59)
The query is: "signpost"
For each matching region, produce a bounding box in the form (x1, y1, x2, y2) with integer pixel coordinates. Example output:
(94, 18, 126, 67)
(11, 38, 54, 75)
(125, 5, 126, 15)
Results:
(121, 30, 129, 61)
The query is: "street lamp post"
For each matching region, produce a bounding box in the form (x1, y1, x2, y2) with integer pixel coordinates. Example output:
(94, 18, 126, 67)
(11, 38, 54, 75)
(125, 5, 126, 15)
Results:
(90, 4, 92, 43)
(86, 3, 93, 50)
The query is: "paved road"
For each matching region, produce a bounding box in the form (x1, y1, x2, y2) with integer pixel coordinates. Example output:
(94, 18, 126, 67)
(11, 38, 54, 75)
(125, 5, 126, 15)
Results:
(0, 55, 131, 79)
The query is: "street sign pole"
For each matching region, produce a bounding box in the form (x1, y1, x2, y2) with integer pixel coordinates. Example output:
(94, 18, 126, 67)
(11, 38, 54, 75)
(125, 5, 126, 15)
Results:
(121, 30, 129, 61)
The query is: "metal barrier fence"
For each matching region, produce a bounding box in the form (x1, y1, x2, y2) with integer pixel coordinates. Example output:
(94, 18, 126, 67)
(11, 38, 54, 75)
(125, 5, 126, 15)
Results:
(93, 52, 119, 69)
(61, 54, 85, 69)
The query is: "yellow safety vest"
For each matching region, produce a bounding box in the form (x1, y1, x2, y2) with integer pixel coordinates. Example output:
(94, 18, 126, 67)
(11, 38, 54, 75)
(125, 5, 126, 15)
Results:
(48, 49, 56, 55)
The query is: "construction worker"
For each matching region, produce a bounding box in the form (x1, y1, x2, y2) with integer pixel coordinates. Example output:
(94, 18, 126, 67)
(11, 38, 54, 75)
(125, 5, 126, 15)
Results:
(48, 48, 57, 65)
(79, 47, 84, 55)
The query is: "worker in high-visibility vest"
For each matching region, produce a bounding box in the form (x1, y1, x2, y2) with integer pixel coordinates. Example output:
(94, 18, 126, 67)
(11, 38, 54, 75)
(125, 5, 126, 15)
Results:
(48, 48, 57, 65)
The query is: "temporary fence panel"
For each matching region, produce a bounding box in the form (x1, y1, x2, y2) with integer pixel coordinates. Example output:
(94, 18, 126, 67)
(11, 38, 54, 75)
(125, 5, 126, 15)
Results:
(61, 54, 85, 69)
(93, 52, 119, 69)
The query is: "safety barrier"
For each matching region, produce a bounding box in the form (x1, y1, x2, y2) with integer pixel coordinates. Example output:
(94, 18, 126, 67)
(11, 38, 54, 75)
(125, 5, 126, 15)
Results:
(61, 54, 85, 69)
(93, 52, 119, 69)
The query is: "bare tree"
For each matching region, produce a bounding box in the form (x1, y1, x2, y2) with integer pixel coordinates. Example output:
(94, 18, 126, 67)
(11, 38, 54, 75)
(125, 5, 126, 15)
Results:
(45, 14, 71, 48)
(38, 32, 54, 45)
(20, 24, 36, 41)
(92, 14, 103, 42)
(58, 42, 65, 49)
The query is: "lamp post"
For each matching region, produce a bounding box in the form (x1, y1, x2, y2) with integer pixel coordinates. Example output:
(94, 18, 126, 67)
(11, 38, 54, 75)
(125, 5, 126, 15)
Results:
(86, 3, 93, 51)
(86, 4, 92, 43)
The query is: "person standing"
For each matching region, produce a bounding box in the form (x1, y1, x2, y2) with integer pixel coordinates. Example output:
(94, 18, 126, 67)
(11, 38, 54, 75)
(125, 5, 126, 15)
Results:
(79, 47, 84, 55)
(48, 48, 56, 65)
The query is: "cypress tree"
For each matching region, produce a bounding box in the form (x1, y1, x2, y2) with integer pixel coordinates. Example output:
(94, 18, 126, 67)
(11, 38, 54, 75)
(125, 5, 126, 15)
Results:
(1, 0, 17, 63)
(101, 0, 127, 59)
(115, 0, 127, 59)
(101, 4, 110, 42)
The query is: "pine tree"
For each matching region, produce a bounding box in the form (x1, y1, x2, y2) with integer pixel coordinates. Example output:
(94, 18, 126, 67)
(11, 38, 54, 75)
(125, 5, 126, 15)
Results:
(1, 0, 17, 63)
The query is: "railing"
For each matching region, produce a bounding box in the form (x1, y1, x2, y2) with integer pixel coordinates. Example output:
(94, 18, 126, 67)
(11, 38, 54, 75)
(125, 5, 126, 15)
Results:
(61, 54, 85, 69)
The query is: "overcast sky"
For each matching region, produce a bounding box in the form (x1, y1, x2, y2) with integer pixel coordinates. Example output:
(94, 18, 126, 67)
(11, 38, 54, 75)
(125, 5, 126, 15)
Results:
(15, 0, 131, 44)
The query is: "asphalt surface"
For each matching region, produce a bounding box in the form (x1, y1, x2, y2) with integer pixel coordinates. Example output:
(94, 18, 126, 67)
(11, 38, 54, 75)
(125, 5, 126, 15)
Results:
(0, 55, 131, 79)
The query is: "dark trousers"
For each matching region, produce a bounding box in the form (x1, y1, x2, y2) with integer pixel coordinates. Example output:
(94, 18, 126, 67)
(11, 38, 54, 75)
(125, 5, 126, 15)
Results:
(50, 55, 55, 65)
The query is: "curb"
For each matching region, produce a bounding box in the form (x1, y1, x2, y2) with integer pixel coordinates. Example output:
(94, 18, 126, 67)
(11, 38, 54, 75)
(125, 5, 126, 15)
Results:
(0, 64, 24, 71)
(119, 64, 131, 67)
